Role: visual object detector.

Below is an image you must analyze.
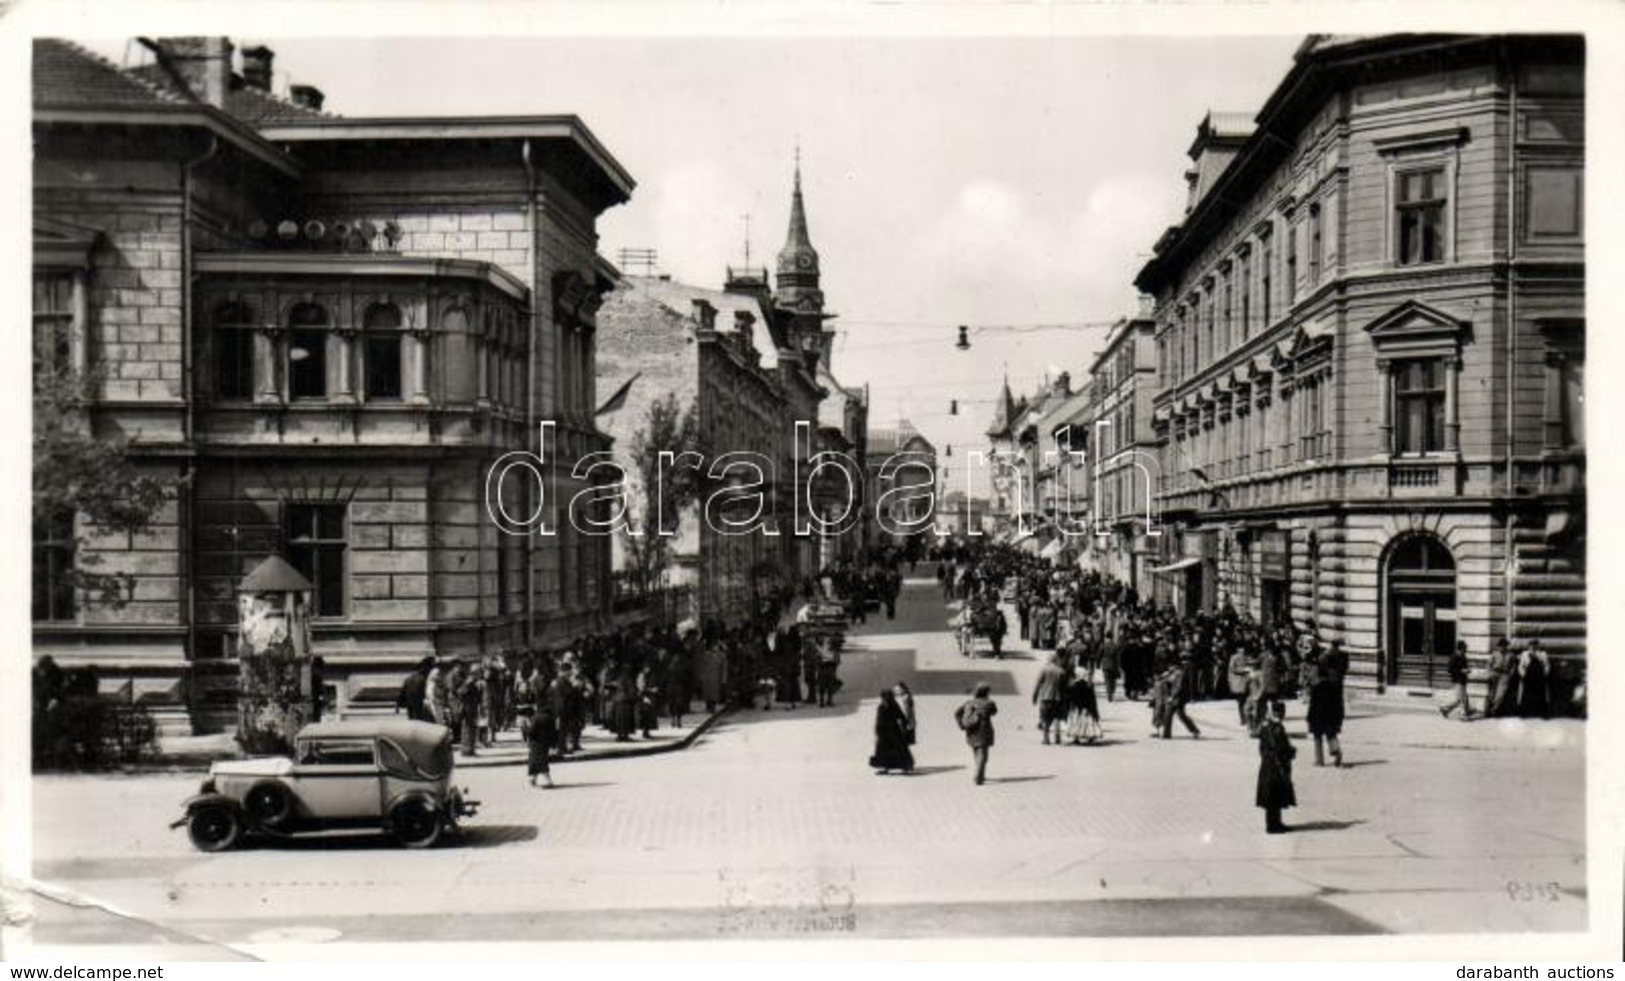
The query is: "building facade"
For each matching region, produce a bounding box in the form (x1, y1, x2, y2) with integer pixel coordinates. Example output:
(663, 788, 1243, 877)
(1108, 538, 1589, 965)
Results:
(864, 422, 937, 552)
(596, 163, 841, 617)
(1084, 317, 1161, 594)
(32, 38, 633, 732)
(596, 276, 791, 624)
(1136, 35, 1585, 696)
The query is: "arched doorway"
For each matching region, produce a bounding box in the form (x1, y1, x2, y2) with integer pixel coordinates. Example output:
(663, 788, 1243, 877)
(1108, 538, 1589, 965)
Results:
(1384, 533, 1457, 688)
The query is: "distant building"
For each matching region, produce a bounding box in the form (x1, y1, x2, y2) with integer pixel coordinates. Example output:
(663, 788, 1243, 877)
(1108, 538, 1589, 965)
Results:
(596, 276, 790, 624)
(865, 421, 937, 551)
(937, 491, 990, 539)
(1085, 316, 1160, 594)
(1137, 34, 1585, 697)
(31, 38, 633, 731)
(596, 162, 852, 614)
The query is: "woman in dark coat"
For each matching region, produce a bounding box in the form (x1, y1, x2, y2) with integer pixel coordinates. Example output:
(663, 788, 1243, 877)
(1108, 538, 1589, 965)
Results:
(869, 689, 915, 774)
(1256, 700, 1297, 834)
(1307, 659, 1345, 767)
(610, 662, 639, 742)
(893, 682, 917, 746)
(522, 699, 557, 789)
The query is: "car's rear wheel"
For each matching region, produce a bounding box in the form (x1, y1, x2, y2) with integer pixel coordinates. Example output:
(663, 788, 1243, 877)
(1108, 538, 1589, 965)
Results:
(390, 798, 442, 849)
(244, 781, 293, 829)
(187, 803, 242, 852)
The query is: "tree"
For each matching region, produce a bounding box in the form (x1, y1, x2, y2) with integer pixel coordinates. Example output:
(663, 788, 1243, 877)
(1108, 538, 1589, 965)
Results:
(620, 393, 701, 597)
(33, 364, 173, 608)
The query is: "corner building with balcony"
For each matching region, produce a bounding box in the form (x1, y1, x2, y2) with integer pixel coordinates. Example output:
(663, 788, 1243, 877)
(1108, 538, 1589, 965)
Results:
(31, 38, 634, 732)
(1136, 35, 1584, 697)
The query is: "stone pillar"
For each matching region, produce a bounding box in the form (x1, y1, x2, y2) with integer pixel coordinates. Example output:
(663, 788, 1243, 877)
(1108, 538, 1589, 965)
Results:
(331, 325, 356, 403)
(254, 324, 281, 403)
(407, 327, 432, 404)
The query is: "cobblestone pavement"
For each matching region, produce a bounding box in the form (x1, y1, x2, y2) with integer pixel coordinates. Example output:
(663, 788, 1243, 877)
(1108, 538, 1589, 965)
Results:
(23, 579, 1586, 950)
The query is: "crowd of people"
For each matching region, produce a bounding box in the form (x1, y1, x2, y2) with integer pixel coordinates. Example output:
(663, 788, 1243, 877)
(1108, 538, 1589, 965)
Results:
(917, 539, 1576, 831)
(392, 549, 922, 787)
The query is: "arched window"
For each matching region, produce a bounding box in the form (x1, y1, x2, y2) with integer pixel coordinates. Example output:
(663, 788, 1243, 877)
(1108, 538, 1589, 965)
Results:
(288, 302, 329, 399)
(363, 303, 403, 400)
(214, 301, 257, 399)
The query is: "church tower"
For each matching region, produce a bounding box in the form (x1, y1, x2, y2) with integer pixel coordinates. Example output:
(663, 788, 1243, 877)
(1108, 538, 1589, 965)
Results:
(775, 156, 834, 368)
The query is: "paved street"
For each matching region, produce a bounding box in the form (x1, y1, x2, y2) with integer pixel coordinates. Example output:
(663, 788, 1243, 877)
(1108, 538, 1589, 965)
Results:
(26, 579, 1585, 951)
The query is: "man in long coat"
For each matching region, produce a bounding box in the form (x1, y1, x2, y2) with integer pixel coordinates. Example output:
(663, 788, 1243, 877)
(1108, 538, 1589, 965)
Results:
(1256, 701, 1297, 834)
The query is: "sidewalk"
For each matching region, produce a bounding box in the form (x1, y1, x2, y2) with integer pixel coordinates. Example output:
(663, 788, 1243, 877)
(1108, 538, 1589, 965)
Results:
(148, 705, 728, 771)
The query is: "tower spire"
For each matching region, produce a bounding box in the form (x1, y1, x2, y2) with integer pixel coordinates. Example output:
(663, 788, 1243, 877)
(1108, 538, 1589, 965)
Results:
(776, 149, 822, 305)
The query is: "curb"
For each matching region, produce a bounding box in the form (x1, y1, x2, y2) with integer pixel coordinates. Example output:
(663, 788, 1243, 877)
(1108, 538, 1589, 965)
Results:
(454, 706, 732, 768)
(112, 707, 733, 775)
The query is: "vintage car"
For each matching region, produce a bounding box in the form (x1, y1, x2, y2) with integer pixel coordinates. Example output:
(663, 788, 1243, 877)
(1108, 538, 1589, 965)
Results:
(173, 718, 478, 852)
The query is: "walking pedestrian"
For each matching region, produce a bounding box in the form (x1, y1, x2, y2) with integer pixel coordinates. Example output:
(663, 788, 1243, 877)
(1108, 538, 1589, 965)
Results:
(521, 698, 557, 789)
(1256, 701, 1297, 834)
(1439, 640, 1476, 720)
(1159, 650, 1202, 740)
(1307, 658, 1345, 767)
(1227, 646, 1251, 725)
(1064, 667, 1102, 745)
(869, 689, 915, 774)
(894, 681, 917, 746)
(955, 682, 998, 785)
(1033, 653, 1068, 745)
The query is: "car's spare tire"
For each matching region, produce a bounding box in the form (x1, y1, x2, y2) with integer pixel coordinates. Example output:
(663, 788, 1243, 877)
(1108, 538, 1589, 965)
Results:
(187, 802, 242, 852)
(389, 797, 442, 849)
(244, 781, 293, 829)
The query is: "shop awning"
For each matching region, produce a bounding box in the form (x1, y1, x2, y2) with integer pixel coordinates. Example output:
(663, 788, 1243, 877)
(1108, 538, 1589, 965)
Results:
(1148, 557, 1203, 575)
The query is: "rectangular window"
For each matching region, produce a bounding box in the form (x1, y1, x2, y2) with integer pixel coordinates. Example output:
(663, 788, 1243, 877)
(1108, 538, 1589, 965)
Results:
(1308, 204, 1323, 284)
(33, 273, 74, 388)
(1394, 359, 1446, 454)
(32, 508, 76, 622)
(289, 329, 328, 399)
(1286, 223, 1298, 300)
(365, 334, 403, 400)
(1222, 276, 1233, 353)
(285, 503, 347, 617)
(1397, 168, 1447, 265)
(1238, 253, 1251, 341)
(213, 302, 257, 400)
(1260, 232, 1274, 327)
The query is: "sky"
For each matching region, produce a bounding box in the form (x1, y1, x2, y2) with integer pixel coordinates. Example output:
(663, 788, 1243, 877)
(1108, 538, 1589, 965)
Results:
(76, 33, 1303, 495)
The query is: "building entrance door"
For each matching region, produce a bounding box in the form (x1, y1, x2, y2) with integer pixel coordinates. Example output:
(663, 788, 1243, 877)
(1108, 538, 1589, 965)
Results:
(1384, 534, 1458, 688)
(1260, 579, 1289, 626)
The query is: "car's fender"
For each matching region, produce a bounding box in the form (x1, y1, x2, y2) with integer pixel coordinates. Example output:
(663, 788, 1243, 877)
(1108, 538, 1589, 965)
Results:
(169, 793, 241, 830)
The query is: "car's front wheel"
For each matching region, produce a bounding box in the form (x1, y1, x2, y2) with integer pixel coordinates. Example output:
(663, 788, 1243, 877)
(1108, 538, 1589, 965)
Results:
(389, 798, 442, 849)
(187, 803, 242, 852)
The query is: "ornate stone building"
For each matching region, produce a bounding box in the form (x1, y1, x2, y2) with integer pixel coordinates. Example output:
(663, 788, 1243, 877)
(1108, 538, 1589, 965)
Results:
(32, 38, 633, 731)
(1137, 35, 1584, 697)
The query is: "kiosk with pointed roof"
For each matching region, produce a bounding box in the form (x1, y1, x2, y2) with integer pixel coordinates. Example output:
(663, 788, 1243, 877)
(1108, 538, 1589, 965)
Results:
(236, 555, 316, 754)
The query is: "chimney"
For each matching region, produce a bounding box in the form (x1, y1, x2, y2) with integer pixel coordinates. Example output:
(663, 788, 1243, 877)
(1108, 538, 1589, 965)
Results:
(1054, 371, 1071, 396)
(289, 84, 325, 112)
(158, 37, 233, 109)
(690, 299, 717, 332)
(240, 45, 274, 92)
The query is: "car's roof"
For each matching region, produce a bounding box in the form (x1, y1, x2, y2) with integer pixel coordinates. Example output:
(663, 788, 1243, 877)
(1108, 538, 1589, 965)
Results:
(297, 718, 451, 747)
